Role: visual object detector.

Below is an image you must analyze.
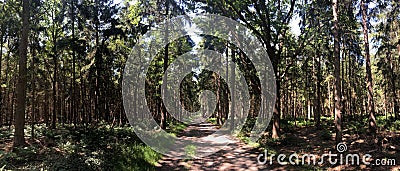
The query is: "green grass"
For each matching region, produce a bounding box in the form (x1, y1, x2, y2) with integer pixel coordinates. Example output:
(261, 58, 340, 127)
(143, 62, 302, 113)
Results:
(166, 120, 188, 136)
(375, 114, 400, 131)
(0, 124, 163, 170)
(206, 118, 218, 125)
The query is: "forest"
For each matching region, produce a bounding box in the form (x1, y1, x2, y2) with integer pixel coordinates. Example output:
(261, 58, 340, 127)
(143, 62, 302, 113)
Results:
(0, 0, 399, 170)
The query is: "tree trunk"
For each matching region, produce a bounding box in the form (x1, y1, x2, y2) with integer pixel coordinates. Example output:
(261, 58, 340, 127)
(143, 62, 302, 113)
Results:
(221, 43, 229, 125)
(332, 0, 342, 143)
(230, 49, 236, 131)
(361, 0, 377, 133)
(387, 31, 399, 121)
(160, 0, 169, 129)
(272, 79, 281, 139)
(94, 0, 101, 123)
(14, 0, 30, 147)
(389, 52, 399, 121)
(315, 52, 322, 128)
(0, 32, 4, 126)
(52, 19, 58, 129)
(30, 38, 37, 140)
(71, 0, 76, 126)
(5, 39, 11, 126)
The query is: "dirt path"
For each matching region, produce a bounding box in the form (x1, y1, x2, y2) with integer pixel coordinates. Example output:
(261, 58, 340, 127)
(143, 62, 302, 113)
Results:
(157, 123, 266, 170)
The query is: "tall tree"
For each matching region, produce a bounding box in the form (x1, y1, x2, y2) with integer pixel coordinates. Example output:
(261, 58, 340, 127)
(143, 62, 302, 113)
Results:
(0, 2, 4, 126)
(332, 0, 342, 143)
(14, 0, 30, 147)
(161, 0, 170, 129)
(360, 0, 376, 133)
(48, 0, 61, 129)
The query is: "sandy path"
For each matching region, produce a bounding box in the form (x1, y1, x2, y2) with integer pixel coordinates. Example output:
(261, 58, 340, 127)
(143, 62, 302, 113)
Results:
(157, 123, 266, 170)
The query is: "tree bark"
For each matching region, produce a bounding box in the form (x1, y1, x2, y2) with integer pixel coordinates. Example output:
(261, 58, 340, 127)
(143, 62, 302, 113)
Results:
(389, 51, 399, 120)
(230, 49, 236, 131)
(332, 0, 342, 143)
(71, 0, 76, 126)
(315, 52, 322, 128)
(272, 79, 281, 139)
(14, 0, 30, 147)
(0, 31, 4, 126)
(361, 0, 377, 133)
(160, 0, 170, 129)
(386, 24, 399, 120)
(51, 4, 59, 129)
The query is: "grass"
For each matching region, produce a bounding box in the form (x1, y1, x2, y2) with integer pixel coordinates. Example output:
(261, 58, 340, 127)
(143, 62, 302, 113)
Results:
(1, 114, 399, 170)
(0, 124, 163, 170)
(166, 120, 188, 136)
(0, 120, 190, 170)
(206, 118, 218, 125)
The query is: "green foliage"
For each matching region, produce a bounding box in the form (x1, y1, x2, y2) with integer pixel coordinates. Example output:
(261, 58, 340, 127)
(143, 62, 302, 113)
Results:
(184, 145, 196, 158)
(392, 120, 400, 132)
(166, 120, 188, 136)
(0, 128, 12, 140)
(0, 125, 162, 170)
(103, 144, 162, 171)
(206, 118, 218, 125)
(318, 129, 332, 141)
(0, 0, 399, 169)
(347, 119, 368, 134)
(239, 117, 257, 135)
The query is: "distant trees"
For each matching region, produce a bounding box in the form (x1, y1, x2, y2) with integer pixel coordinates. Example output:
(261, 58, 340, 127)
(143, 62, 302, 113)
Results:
(0, 0, 398, 144)
(373, 0, 400, 121)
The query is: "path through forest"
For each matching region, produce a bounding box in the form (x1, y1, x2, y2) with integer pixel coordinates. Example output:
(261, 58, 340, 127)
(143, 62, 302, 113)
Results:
(157, 123, 266, 170)
(156, 122, 400, 171)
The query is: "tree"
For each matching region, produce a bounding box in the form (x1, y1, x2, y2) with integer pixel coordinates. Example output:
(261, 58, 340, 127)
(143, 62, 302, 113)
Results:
(373, 0, 400, 121)
(14, 0, 30, 147)
(185, 0, 306, 139)
(46, 0, 62, 129)
(332, 0, 342, 143)
(360, 0, 376, 133)
(161, 0, 170, 129)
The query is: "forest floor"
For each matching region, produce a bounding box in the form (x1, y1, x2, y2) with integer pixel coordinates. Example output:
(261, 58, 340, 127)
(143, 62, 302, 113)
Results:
(157, 118, 400, 171)
(0, 116, 399, 170)
(157, 122, 264, 170)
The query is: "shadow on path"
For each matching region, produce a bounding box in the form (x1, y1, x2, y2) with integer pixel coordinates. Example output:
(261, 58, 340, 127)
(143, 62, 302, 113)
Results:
(157, 122, 266, 170)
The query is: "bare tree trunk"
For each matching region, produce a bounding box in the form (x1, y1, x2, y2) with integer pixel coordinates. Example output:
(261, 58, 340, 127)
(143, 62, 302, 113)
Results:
(10, 74, 17, 128)
(51, 1, 59, 129)
(4, 39, 11, 126)
(315, 52, 322, 128)
(160, 0, 170, 129)
(230, 49, 236, 131)
(387, 32, 399, 120)
(389, 53, 399, 121)
(361, 0, 377, 133)
(332, 0, 342, 143)
(0, 32, 4, 126)
(71, 0, 77, 126)
(45, 87, 49, 127)
(221, 43, 229, 125)
(272, 79, 280, 139)
(94, 0, 101, 123)
(14, 0, 30, 147)
(30, 38, 37, 140)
